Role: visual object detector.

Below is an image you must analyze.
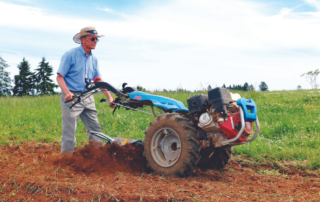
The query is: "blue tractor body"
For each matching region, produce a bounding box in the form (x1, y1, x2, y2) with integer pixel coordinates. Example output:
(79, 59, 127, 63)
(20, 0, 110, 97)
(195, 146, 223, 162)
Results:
(128, 91, 189, 113)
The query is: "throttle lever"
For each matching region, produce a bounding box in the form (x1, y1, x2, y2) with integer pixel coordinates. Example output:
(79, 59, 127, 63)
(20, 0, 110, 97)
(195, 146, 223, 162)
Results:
(112, 98, 121, 114)
(112, 105, 120, 114)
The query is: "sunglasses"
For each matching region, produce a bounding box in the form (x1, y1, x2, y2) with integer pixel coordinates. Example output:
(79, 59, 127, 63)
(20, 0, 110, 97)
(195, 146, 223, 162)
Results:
(89, 37, 99, 42)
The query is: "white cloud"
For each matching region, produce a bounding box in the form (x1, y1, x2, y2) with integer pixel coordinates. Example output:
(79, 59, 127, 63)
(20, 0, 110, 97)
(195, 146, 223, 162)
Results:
(1, 0, 320, 50)
(304, 0, 320, 10)
(99, 7, 129, 18)
(102, 7, 116, 14)
(1, 0, 319, 91)
(14, 0, 30, 2)
(276, 8, 293, 17)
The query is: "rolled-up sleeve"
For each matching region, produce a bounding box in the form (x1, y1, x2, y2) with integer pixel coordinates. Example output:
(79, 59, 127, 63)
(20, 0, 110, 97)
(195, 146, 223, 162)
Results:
(57, 52, 73, 77)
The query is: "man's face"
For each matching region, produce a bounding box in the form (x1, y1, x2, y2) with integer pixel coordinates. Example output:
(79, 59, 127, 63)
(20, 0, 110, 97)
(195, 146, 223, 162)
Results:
(82, 34, 98, 50)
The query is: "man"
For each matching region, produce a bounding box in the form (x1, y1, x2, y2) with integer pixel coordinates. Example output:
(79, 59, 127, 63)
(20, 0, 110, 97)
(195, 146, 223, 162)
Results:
(57, 26, 115, 155)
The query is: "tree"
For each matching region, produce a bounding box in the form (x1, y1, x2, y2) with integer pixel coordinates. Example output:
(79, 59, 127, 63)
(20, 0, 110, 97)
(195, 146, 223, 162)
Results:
(0, 56, 12, 96)
(297, 85, 302, 90)
(259, 81, 268, 91)
(222, 84, 226, 88)
(208, 85, 212, 91)
(12, 58, 35, 96)
(137, 86, 146, 91)
(301, 69, 319, 89)
(243, 82, 249, 91)
(248, 84, 254, 91)
(34, 57, 58, 94)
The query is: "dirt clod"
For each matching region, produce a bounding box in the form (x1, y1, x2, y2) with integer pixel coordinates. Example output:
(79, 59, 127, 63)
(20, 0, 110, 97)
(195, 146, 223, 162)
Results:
(53, 142, 148, 175)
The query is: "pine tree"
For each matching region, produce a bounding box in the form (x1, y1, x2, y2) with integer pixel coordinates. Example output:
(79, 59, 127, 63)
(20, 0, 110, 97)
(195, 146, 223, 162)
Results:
(243, 82, 249, 91)
(34, 57, 58, 95)
(12, 58, 35, 96)
(0, 56, 12, 96)
(208, 85, 212, 91)
(259, 81, 268, 91)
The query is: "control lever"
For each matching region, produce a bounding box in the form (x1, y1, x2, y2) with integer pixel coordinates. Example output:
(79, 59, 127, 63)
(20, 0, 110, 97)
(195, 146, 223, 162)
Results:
(69, 96, 81, 109)
(100, 98, 118, 113)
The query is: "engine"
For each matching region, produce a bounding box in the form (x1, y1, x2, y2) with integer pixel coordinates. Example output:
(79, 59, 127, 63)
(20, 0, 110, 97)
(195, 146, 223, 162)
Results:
(187, 87, 253, 147)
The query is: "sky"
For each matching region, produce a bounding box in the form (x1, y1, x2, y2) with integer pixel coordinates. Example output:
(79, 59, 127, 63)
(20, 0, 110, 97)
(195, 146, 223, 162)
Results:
(1, 0, 320, 91)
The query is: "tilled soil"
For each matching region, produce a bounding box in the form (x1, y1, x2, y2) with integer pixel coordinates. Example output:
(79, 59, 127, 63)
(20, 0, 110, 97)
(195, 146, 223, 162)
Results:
(0, 142, 319, 201)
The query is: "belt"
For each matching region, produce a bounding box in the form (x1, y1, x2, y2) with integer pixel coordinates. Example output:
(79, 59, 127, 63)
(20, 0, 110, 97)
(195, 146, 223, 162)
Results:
(70, 91, 83, 94)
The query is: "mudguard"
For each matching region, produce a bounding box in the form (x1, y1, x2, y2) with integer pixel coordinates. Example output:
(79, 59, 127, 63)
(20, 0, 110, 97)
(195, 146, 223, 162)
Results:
(128, 91, 189, 113)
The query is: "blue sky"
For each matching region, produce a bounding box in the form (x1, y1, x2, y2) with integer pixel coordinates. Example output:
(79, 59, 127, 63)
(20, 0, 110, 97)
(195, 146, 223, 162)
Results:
(1, 0, 320, 91)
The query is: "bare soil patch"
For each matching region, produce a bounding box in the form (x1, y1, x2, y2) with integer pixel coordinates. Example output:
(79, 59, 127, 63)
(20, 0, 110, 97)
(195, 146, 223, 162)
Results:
(0, 142, 319, 201)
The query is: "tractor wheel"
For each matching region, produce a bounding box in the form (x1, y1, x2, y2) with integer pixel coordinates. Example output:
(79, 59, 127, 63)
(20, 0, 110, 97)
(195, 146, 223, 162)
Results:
(207, 146, 233, 169)
(143, 113, 201, 177)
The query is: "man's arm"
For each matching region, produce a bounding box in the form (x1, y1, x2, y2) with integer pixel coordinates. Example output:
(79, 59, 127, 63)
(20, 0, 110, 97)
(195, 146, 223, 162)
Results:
(57, 73, 74, 101)
(103, 90, 113, 102)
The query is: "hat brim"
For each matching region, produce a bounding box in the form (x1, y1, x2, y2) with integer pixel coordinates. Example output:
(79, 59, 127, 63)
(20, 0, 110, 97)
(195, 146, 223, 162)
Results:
(73, 33, 105, 44)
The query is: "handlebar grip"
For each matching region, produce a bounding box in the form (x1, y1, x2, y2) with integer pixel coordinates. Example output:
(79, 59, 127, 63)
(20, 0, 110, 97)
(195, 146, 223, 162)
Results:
(64, 96, 76, 103)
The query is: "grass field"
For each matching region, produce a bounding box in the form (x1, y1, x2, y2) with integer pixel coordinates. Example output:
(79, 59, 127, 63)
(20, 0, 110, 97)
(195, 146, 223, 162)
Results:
(0, 89, 319, 169)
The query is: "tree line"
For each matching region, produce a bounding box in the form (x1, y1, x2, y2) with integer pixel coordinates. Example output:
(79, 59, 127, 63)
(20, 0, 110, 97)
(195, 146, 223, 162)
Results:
(0, 56, 58, 96)
(0, 54, 275, 96)
(221, 81, 268, 91)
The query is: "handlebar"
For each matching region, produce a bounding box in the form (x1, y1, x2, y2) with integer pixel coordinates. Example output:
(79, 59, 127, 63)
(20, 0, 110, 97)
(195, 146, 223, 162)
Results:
(64, 81, 129, 109)
(95, 82, 128, 98)
(63, 83, 98, 108)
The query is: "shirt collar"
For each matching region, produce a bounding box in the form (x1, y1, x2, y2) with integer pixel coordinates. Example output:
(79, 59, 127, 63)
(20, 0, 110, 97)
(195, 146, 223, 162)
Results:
(79, 45, 92, 57)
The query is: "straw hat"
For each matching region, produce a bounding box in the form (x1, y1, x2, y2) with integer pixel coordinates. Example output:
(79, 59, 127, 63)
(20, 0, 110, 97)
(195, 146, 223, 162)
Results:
(73, 26, 105, 44)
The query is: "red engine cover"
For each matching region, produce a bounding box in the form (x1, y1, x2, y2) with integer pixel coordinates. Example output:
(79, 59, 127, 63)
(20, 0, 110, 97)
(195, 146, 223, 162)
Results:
(218, 113, 253, 142)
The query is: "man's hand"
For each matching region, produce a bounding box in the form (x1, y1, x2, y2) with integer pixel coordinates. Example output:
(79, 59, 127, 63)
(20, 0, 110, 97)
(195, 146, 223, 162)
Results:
(65, 92, 75, 101)
(109, 98, 117, 108)
(57, 74, 75, 102)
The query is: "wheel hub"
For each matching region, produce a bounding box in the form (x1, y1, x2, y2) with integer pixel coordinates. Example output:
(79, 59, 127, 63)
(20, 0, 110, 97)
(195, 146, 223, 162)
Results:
(161, 134, 181, 161)
(151, 127, 182, 167)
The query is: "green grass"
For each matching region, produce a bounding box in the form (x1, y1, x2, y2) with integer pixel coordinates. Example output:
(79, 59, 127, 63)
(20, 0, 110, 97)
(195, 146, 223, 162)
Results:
(0, 89, 319, 169)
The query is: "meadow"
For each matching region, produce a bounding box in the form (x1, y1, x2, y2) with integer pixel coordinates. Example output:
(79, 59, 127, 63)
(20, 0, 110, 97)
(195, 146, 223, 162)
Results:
(0, 89, 319, 169)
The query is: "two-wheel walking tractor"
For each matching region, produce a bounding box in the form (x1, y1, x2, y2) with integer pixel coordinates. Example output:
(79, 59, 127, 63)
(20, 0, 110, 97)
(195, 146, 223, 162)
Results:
(66, 80, 260, 177)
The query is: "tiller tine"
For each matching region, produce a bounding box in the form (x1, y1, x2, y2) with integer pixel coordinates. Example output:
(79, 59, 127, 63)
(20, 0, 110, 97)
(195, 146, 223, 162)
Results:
(90, 131, 142, 146)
